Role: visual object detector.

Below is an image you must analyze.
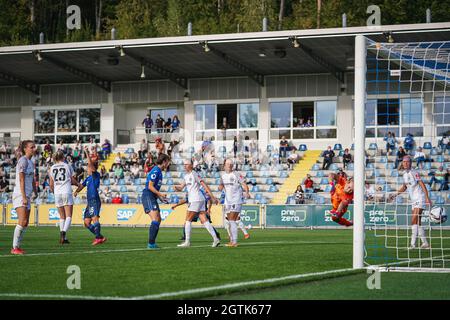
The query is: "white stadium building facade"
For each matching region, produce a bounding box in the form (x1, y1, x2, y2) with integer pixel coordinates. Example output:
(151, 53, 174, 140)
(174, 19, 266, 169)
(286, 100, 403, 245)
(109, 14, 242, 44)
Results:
(0, 22, 449, 152)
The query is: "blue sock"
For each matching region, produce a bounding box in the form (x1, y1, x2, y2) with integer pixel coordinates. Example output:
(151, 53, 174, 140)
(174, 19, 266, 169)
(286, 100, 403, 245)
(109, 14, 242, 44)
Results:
(87, 224, 96, 236)
(148, 221, 160, 244)
(93, 222, 102, 239)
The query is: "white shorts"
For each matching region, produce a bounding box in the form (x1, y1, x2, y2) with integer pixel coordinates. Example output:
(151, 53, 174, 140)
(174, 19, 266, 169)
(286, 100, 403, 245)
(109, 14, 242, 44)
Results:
(12, 194, 31, 210)
(411, 197, 426, 210)
(55, 193, 74, 208)
(188, 201, 207, 213)
(224, 204, 242, 214)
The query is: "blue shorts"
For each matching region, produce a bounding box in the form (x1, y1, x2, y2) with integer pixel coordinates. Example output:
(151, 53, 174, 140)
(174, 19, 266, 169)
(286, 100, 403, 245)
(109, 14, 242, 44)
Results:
(142, 190, 160, 213)
(84, 197, 101, 219)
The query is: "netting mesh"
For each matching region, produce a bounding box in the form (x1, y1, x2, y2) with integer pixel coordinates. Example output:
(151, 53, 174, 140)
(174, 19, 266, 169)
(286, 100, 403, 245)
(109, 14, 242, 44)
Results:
(363, 40, 450, 271)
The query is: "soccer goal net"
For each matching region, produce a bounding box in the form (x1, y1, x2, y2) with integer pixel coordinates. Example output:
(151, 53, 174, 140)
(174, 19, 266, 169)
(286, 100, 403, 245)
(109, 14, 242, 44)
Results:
(354, 37, 450, 272)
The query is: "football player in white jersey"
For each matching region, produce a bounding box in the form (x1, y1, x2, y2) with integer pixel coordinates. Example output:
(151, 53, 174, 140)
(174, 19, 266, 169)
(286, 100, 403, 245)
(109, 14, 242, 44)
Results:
(174, 159, 220, 248)
(11, 140, 38, 255)
(391, 156, 431, 249)
(219, 158, 250, 247)
(50, 150, 81, 244)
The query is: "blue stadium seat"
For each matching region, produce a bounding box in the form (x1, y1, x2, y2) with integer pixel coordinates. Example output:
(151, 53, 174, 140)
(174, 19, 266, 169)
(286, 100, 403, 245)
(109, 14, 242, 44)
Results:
(269, 185, 278, 192)
(351, 143, 355, 150)
(324, 185, 332, 192)
(316, 171, 324, 178)
(436, 155, 445, 163)
(423, 162, 431, 170)
(164, 172, 172, 178)
(320, 178, 329, 185)
(280, 171, 289, 178)
(169, 195, 179, 204)
(396, 197, 403, 204)
(47, 193, 55, 203)
(118, 179, 125, 185)
(348, 163, 354, 170)
(215, 178, 221, 185)
(390, 170, 399, 177)
(299, 144, 307, 151)
(385, 163, 394, 169)
(315, 196, 325, 204)
(266, 178, 274, 185)
(329, 164, 338, 171)
(430, 148, 439, 156)
(136, 186, 144, 193)
(187, 146, 195, 153)
(125, 148, 134, 154)
(423, 142, 432, 150)
(369, 143, 378, 150)
(312, 164, 320, 171)
(367, 163, 375, 169)
(338, 150, 344, 157)
(262, 171, 270, 178)
(374, 170, 381, 177)
(120, 186, 128, 193)
(254, 193, 263, 201)
(376, 177, 386, 185)
(242, 165, 250, 171)
(379, 157, 387, 164)
(166, 179, 174, 185)
(436, 196, 445, 205)
(430, 192, 438, 201)
(267, 145, 274, 152)
(180, 172, 185, 179)
(246, 171, 254, 178)
(334, 144, 343, 151)
(121, 194, 129, 204)
(136, 196, 142, 204)
(251, 185, 260, 192)
(167, 186, 174, 193)
(134, 178, 141, 185)
(259, 197, 268, 204)
(104, 179, 111, 186)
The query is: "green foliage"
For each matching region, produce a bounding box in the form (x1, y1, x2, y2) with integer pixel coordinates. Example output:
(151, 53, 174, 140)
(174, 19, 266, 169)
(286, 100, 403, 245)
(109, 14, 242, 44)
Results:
(0, 0, 448, 45)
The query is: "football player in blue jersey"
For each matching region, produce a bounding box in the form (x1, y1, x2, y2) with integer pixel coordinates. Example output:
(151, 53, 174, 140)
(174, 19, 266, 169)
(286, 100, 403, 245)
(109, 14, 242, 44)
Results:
(74, 147, 106, 245)
(142, 153, 170, 249)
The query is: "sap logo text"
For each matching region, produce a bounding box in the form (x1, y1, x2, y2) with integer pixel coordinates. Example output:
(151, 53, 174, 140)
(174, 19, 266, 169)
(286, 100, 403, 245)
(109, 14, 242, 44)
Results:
(117, 209, 137, 221)
(49, 208, 60, 220)
(160, 209, 172, 221)
(10, 209, 18, 220)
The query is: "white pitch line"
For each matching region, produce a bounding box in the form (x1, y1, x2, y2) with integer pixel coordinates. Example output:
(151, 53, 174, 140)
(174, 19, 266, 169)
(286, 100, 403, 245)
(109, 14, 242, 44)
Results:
(0, 267, 359, 300)
(0, 240, 342, 258)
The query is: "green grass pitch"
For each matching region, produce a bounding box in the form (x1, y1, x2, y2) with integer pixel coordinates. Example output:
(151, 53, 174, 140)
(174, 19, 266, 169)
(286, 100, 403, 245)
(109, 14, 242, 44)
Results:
(0, 226, 449, 300)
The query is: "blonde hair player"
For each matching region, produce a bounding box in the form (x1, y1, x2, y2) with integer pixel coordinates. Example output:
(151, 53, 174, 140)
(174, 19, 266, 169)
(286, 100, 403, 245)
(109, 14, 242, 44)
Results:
(219, 158, 250, 247)
(175, 159, 220, 248)
(49, 150, 81, 244)
(11, 140, 38, 255)
(390, 155, 432, 249)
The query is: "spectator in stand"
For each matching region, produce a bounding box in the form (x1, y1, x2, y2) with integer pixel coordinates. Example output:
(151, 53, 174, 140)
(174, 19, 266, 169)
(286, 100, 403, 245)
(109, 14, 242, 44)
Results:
(342, 148, 352, 169)
(167, 139, 179, 158)
(112, 192, 123, 204)
(113, 164, 124, 185)
(155, 114, 164, 133)
(444, 168, 450, 191)
(287, 152, 300, 169)
(384, 131, 398, 156)
(56, 140, 66, 155)
(0, 174, 9, 196)
(72, 145, 81, 164)
(75, 163, 84, 183)
(171, 115, 180, 132)
(99, 165, 108, 182)
(403, 133, 415, 153)
(144, 153, 154, 174)
(365, 182, 375, 202)
(41, 175, 50, 199)
(101, 139, 111, 160)
(164, 117, 172, 133)
(305, 119, 313, 127)
(0, 142, 7, 160)
(131, 163, 140, 180)
(304, 174, 314, 191)
(439, 134, 449, 152)
(233, 136, 238, 158)
(155, 137, 165, 155)
(129, 152, 139, 169)
(413, 147, 427, 169)
(43, 139, 53, 160)
(429, 166, 446, 191)
(99, 186, 112, 203)
(322, 146, 335, 170)
(115, 152, 123, 166)
(88, 137, 98, 152)
(395, 146, 407, 170)
(142, 114, 153, 135)
(88, 146, 99, 168)
(279, 136, 289, 160)
(138, 139, 148, 160)
(294, 185, 305, 204)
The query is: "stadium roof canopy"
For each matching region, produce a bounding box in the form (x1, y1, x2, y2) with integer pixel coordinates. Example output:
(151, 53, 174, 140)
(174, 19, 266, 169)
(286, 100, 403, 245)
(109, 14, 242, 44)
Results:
(0, 22, 449, 94)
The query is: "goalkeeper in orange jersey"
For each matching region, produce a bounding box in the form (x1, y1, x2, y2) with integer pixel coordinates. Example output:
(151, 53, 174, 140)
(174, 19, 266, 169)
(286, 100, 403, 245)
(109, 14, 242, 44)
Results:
(328, 172, 354, 227)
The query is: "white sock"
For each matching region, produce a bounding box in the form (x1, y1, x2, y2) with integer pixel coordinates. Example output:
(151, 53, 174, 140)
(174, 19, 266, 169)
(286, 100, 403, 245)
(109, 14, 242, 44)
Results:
(411, 224, 418, 247)
(224, 219, 231, 239)
(203, 221, 218, 241)
(13, 225, 25, 249)
(418, 225, 428, 246)
(63, 217, 72, 238)
(229, 220, 238, 244)
(184, 221, 192, 242)
(59, 219, 65, 232)
(237, 219, 248, 235)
